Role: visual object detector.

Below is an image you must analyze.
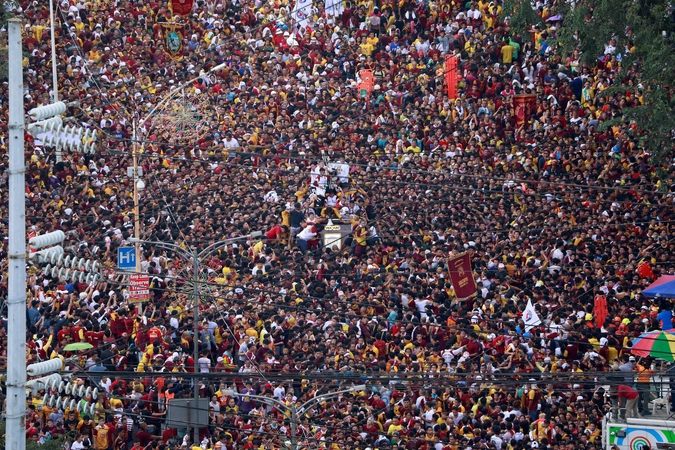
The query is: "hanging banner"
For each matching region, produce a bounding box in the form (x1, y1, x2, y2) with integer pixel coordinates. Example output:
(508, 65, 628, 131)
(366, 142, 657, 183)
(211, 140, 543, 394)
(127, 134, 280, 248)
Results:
(356, 69, 375, 101)
(444, 55, 458, 99)
(513, 94, 537, 127)
(168, 0, 194, 17)
(129, 273, 150, 303)
(160, 22, 185, 60)
(447, 252, 477, 301)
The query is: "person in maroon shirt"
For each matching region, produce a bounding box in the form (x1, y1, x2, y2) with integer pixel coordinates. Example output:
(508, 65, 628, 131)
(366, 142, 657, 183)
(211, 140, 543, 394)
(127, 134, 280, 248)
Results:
(135, 422, 160, 447)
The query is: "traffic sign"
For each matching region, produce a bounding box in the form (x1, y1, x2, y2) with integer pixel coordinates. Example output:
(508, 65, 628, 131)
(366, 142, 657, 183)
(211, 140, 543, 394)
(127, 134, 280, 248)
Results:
(117, 247, 136, 269)
(129, 273, 149, 303)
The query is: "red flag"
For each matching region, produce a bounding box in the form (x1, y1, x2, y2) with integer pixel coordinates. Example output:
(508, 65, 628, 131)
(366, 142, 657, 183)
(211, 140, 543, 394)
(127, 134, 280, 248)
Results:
(169, 0, 194, 16)
(448, 252, 477, 301)
(638, 260, 655, 280)
(593, 295, 608, 329)
(444, 55, 458, 99)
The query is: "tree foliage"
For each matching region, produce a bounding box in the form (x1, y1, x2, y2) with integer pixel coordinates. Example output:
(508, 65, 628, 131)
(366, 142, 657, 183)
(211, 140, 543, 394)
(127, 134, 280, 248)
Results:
(503, 0, 675, 166)
(0, 1, 13, 80)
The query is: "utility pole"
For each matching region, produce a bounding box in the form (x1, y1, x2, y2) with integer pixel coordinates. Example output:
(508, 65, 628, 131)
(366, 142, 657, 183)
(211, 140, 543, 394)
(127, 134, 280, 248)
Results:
(192, 252, 200, 445)
(48, 0, 61, 162)
(132, 120, 141, 317)
(7, 17, 27, 450)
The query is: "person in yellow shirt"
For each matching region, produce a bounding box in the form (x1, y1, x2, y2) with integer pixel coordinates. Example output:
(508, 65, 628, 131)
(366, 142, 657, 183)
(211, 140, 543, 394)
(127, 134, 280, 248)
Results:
(387, 417, 403, 435)
(500, 38, 515, 65)
(359, 37, 375, 57)
(33, 19, 47, 42)
(74, 16, 85, 33)
(405, 141, 421, 155)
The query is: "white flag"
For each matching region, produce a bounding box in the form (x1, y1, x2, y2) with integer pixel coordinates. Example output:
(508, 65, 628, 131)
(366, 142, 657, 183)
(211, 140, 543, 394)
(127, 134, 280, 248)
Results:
(291, 0, 313, 32)
(523, 299, 541, 332)
(324, 0, 344, 17)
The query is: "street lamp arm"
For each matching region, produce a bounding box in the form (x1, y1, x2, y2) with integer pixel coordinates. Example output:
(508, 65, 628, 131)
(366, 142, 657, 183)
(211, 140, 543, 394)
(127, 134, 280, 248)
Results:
(129, 238, 195, 266)
(227, 392, 289, 411)
(137, 63, 227, 130)
(297, 384, 367, 415)
(197, 231, 262, 260)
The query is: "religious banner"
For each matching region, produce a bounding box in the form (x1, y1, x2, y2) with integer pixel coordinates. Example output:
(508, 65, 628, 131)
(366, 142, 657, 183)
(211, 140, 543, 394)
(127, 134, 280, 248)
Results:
(356, 69, 375, 101)
(447, 252, 477, 301)
(523, 299, 542, 332)
(292, 0, 314, 32)
(160, 23, 185, 61)
(513, 94, 537, 127)
(444, 55, 458, 99)
(169, 0, 194, 17)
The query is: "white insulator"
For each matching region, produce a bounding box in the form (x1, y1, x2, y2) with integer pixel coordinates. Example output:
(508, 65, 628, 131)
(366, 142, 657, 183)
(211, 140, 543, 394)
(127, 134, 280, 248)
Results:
(28, 102, 67, 121)
(52, 253, 63, 265)
(26, 359, 63, 376)
(84, 140, 97, 154)
(35, 245, 64, 263)
(29, 231, 65, 249)
(25, 373, 62, 395)
(48, 378, 60, 390)
(43, 264, 52, 275)
(27, 117, 63, 136)
(74, 258, 97, 271)
(70, 270, 80, 282)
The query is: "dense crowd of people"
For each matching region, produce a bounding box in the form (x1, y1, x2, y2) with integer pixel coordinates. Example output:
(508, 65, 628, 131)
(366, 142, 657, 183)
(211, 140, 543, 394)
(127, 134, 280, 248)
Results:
(2, 0, 675, 448)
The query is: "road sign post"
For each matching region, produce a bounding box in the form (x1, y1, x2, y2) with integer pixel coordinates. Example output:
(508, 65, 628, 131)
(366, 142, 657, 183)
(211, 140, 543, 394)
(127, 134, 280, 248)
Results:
(129, 273, 149, 303)
(117, 247, 136, 270)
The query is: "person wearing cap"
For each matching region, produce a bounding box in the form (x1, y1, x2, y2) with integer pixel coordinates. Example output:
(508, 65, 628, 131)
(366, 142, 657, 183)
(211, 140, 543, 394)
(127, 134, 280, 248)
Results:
(619, 354, 635, 384)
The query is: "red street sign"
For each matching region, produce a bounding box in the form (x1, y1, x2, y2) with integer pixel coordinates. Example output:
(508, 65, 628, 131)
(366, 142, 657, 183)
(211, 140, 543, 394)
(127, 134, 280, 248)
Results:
(129, 273, 149, 303)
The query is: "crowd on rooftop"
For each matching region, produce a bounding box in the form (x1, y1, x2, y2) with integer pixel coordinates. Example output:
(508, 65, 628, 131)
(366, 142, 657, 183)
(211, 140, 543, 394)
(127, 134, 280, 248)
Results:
(2, 0, 675, 448)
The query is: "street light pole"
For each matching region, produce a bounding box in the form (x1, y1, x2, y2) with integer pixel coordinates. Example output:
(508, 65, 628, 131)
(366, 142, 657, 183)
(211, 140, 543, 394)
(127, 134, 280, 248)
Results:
(49, 0, 58, 104)
(132, 121, 140, 276)
(48, 0, 62, 162)
(192, 250, 200, 444)
(130, 232, 262, 444)
(223, 385, 366, 450)
(7, 18, 27, 450)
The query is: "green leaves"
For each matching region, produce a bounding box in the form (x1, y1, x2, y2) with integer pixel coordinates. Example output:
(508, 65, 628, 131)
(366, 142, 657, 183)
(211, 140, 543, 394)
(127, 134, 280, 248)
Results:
(501, 0, 543, 40)
(504, 0, 675, 167)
